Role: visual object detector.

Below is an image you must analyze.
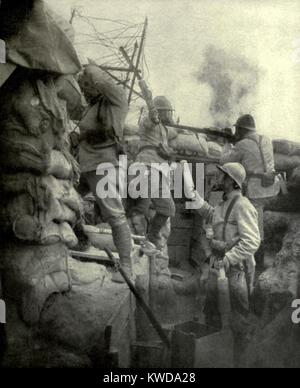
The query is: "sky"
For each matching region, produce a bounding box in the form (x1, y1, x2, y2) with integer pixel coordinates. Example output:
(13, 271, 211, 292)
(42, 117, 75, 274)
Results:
(47, 0, 300, 141)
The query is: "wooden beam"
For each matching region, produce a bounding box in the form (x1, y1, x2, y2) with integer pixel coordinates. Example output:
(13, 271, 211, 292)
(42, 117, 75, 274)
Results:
(100, 68, 144, 99)
(123, 42, 138, 90)
(128, 17, 148, 105)
(100, 65, 141, 73)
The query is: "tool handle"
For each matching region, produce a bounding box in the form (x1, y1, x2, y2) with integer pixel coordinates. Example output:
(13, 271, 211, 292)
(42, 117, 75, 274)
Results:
(104, 248, 171, 348)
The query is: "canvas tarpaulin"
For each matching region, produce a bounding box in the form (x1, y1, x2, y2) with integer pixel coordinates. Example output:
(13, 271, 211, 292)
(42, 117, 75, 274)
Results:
(4, 0, 81, 76)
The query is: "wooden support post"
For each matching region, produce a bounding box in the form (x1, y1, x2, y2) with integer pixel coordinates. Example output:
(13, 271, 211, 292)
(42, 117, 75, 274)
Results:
(128, 17, 148, 105)
(123, 42, 138, 89)
(100, 65, 141, 73)
(100, 68, 144, 99)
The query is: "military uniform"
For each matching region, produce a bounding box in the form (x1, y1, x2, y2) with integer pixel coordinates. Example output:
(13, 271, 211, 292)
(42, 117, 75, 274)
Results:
(130, 107, 177, 248)
(221, 115, 280, 271)
(77, 65, 132, 276)
(221, 132, 280, 240)
(195, 189, 260, 327)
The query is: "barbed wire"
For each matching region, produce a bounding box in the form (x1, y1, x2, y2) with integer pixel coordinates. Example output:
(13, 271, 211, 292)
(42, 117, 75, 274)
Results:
(71, 8, 148, 105)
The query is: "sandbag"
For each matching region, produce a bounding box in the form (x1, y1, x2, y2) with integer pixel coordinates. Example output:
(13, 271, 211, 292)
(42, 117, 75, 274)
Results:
(46, 150, 73, 179)
(0, 174, 82, 221)
(274, 153, 300, 171)
(0, 173, 36, 194)
(273, 139, 300, 156)
(68, 257, 107, 286)
(0, 185, 78, 234)
(169, 132, 208, 156)
(13, 214, 78, 247)
(0, 138, 51, 174)
(0, 75, 61, 138)
(1, 242, 71, 325)
(287, 166, 300, 191)
(5, 1, 81, 74)
(0, 194, 35, 232)
(40, 176, 83, 215)
(59, 222, 78, 248)
(47, 197, 77, 225)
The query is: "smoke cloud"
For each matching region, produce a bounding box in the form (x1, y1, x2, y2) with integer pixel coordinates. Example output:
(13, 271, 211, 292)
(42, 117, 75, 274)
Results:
(196, 45, 260, 128)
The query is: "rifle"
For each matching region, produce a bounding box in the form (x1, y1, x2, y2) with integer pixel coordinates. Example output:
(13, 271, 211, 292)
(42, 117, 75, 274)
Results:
(169, 124, 234, 142)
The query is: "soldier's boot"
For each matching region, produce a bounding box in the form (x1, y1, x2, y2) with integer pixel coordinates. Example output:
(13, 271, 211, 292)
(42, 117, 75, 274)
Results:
(109, 218, 133, 283)
(147, 213, 169, 251)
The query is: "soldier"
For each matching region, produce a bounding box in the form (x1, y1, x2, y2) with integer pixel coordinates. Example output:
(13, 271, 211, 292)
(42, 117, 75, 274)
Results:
(77, 64, 132, 282)
(129, 96, 178, 250)
(221, 114, 280, 271)
(192, 162, 260, 334)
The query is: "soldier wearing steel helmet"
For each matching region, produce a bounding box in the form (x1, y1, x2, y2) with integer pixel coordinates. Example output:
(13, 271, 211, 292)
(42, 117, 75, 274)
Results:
(129, 95, 178, 250)
(221, 114, 280, 271)
(192, 162, 260, 331)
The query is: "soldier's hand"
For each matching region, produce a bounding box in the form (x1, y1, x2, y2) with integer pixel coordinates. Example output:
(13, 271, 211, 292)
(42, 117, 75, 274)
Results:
(149, 107, 160, 124)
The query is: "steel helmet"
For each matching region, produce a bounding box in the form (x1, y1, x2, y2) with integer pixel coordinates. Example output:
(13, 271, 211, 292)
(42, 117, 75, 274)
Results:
(153, 96, 174, 111)
(217, 163, 246, 189)
(234, 114, 256, 131)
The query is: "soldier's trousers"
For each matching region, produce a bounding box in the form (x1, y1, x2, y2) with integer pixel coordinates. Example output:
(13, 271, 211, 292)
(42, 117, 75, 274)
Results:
(130, 169, 176, 218)
(78, 167, 132, 268)
(204, 266, 249, 330)
(249, 198, 268, 269)
(128, 168, 176, 246)
(249, 198, 267, 241)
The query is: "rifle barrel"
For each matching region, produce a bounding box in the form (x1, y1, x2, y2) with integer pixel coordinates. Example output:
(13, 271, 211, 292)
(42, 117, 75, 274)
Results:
(170, 124, 234, 140)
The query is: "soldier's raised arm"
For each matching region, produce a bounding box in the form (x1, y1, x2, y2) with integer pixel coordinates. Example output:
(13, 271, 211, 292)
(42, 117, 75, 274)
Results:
(79, 64, 127, 108)
(192, 191, 215, 223)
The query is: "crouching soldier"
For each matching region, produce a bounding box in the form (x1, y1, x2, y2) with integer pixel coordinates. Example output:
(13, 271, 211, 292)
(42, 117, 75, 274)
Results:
(192, 163, 260, 338)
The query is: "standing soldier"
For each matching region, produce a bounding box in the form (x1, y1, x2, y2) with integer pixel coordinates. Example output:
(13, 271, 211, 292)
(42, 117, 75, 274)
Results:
(221, 114, 280, 271)
(130, 96, 178, 250)
(191, 163, 260, 357)
(77, 64, 132, 282)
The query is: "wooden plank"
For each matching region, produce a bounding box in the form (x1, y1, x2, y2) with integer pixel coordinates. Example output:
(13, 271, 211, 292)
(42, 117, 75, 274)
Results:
(69, 249, 117, 266)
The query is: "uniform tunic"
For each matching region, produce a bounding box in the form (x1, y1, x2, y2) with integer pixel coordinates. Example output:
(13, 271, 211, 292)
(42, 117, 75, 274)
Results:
(195, 190, 260, 325)
(220, 133, 280, 239)
(79, 66, 128, 173)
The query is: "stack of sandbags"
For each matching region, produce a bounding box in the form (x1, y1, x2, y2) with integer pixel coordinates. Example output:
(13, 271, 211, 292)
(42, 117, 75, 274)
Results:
(274, 154, 300, 171)
(273, 139, 300, 171)
(169, 132, 208, 157)
(0, 69, 82, 325)
(287, 165, 300, 191)
(273, 139, 300, 155)
(168, 130, 224, 160)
